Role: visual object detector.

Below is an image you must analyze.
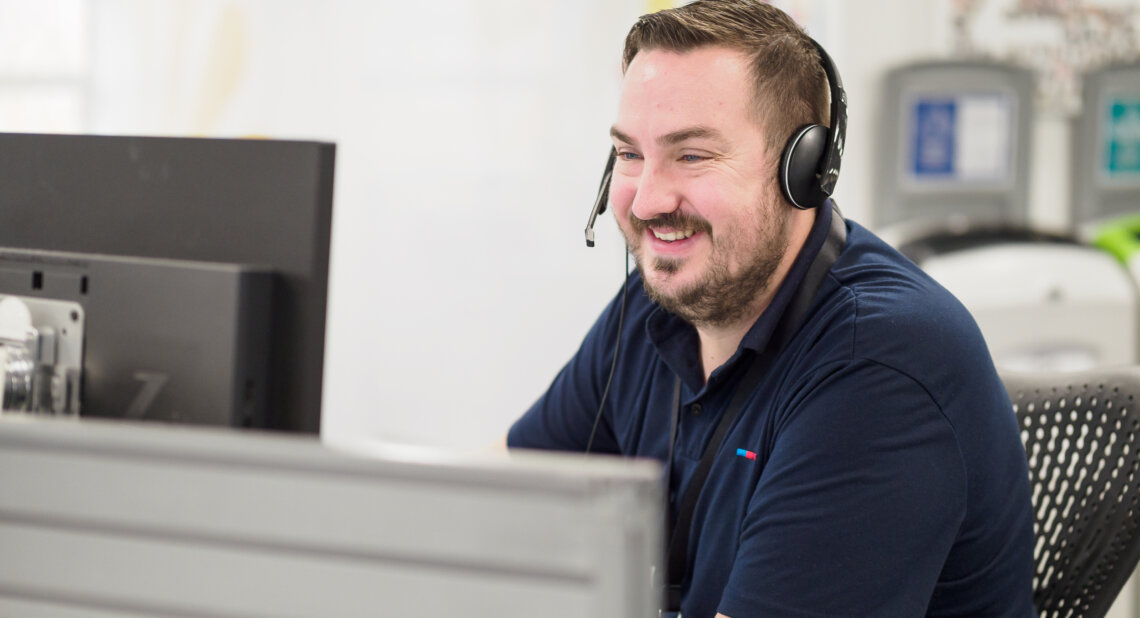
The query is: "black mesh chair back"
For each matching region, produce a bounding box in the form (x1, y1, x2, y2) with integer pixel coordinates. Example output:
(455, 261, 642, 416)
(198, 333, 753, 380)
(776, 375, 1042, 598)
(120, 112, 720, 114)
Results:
(1002, 367, 1140, 618)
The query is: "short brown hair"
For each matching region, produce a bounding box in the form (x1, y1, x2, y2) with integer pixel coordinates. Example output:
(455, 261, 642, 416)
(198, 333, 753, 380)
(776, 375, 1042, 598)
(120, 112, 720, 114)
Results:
(621, 0, 829, 155)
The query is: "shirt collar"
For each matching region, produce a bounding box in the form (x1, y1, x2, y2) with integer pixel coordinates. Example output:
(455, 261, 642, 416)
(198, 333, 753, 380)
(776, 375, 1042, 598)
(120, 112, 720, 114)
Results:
(646, 203, 835, 391)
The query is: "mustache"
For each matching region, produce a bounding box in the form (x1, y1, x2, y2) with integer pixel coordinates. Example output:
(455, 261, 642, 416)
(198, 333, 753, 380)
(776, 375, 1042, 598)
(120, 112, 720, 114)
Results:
(628, 211, 713, 237)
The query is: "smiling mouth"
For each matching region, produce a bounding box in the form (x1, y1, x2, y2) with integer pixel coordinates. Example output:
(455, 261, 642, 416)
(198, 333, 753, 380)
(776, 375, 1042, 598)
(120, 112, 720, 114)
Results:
(650, 228, 695, 242)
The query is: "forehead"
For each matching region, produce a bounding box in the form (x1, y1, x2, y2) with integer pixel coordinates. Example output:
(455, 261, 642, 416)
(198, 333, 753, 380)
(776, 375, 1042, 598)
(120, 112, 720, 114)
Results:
(616, 46, 757, 140)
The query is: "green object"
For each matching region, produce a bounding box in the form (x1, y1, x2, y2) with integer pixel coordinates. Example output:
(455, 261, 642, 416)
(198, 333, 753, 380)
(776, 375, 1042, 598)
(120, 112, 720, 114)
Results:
(1094, 213, 1140, 263)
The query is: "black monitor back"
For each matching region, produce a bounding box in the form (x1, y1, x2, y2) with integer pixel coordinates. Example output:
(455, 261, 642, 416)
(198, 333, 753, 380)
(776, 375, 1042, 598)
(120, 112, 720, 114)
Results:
(0, 133, 335, 433)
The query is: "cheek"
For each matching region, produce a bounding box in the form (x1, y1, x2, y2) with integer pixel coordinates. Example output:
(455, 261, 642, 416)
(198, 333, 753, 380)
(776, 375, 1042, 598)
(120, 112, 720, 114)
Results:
(608, 177, 638, 220)
(682, 180, 733, 224)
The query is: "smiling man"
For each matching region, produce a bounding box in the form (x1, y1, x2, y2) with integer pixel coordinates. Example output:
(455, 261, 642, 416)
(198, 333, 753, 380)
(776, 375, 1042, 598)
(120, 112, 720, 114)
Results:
(609, 43, 808, 377)
(507, 1, 1035, 616)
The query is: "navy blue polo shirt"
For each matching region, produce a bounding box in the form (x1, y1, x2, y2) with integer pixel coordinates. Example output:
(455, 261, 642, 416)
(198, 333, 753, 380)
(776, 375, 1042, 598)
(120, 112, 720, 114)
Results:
(509, 205, 1036, 618)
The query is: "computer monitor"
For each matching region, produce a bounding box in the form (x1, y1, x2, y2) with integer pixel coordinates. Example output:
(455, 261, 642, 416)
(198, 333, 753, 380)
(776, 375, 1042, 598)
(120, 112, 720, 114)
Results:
(1072, 61, 1140, 226)
(874, 61, 1035, 234)
(0, 415, 663, 617)
(0, 132, 335, 433)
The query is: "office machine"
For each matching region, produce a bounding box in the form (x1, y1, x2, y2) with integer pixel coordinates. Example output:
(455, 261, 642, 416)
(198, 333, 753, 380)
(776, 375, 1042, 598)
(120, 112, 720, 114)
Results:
(0, 133, 335, 432)
(1079, 62, 1140, 310)
(0, 415, 662, 618)
(1073, 61, 1140, 230)
(874, 60, 1035, 238)
(913, 235, 1138, 371)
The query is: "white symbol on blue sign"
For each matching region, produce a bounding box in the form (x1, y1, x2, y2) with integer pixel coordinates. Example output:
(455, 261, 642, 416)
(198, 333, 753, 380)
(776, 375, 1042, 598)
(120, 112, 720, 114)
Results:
(913, 100, 957, 177)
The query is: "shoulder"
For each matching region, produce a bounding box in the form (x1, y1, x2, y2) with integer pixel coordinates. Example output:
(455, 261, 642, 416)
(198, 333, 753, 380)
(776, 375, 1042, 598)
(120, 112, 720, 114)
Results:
(819, 220, 993, 369)
(783, 219, 1009, 425)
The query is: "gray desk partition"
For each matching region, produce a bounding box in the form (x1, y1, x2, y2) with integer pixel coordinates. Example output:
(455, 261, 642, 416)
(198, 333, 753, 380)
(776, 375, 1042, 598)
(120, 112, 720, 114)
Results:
(0, 416, 662, 618)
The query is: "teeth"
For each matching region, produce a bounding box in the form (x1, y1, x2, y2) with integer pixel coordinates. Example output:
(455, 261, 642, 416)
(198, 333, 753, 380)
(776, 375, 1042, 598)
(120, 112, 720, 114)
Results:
(652, 229, 695, 242)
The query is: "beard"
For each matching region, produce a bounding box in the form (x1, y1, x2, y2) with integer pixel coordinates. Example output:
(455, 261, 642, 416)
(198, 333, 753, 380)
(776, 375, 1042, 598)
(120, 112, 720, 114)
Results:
(624, 203, 790, 328)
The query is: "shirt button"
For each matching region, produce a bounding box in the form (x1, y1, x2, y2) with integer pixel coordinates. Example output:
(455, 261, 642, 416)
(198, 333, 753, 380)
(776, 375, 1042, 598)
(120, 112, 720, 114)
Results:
(690, 403, 703, 416)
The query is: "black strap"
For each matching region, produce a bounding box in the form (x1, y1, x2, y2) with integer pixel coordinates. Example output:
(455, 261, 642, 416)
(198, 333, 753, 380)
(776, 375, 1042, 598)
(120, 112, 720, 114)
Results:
(664, 354, 774, 610)
(663, 204, 847, 612)
(663, 377, 683, 541)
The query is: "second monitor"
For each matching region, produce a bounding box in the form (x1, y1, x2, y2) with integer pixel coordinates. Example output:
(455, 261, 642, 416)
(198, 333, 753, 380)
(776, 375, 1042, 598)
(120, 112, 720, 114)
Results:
(0, 133, 336, 433)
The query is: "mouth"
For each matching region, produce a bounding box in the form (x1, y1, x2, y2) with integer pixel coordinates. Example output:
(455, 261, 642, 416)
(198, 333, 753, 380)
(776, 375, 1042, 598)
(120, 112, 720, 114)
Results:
(626, 212, 710, 254)
(650, 228, 695, 242)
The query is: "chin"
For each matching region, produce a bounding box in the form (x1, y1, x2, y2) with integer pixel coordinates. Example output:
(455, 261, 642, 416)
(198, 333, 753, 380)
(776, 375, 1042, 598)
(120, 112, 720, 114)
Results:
(642, 266, 696, 299)
(634, 249, 698, 290)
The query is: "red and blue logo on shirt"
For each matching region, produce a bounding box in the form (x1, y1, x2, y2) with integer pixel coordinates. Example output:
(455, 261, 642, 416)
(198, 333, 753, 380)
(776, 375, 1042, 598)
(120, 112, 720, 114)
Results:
(736, 448, 757, 460)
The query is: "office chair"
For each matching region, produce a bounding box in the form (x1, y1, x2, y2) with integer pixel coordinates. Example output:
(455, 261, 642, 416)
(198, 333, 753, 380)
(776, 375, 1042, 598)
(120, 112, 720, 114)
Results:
(1002, 366, 1140, 618)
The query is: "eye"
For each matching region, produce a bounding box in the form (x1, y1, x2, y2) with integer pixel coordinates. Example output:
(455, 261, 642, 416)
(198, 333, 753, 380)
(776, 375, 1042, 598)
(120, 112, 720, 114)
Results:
(680, 154, 707, 162)
(617, 151, 642, 161)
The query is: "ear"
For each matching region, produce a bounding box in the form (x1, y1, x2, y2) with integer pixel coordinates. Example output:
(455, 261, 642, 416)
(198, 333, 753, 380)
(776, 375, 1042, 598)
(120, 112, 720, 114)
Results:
(779, 123, 828, 209)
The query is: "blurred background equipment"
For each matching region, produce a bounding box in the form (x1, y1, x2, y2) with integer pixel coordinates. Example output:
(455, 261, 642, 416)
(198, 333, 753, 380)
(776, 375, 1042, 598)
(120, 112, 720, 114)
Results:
(874, 60, 1035, 236)
(1082, 61, 1140, 326)
(876, 59, 1139, 374)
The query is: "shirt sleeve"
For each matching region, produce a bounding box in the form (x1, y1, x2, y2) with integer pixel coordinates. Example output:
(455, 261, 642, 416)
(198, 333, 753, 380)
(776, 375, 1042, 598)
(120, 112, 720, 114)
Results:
(716, 359, 966, 618)
(506, 279, 633, 454)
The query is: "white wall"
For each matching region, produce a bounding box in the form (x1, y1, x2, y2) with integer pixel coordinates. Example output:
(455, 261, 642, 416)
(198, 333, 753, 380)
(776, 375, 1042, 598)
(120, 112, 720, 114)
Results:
(89, 0, 643, 448)
(80, 0, 1100, 449)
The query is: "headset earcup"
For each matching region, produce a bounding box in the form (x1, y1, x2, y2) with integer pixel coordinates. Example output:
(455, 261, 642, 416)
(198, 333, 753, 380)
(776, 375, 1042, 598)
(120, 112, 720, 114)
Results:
(780, 124, 829, 209)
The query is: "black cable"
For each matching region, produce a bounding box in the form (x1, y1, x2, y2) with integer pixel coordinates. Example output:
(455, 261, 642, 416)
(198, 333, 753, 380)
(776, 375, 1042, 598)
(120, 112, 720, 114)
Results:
(584, 250, 630, 454)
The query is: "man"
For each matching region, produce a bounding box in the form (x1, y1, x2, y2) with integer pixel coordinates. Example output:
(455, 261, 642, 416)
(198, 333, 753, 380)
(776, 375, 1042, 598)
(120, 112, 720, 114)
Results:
(508, 1, 1036, 616)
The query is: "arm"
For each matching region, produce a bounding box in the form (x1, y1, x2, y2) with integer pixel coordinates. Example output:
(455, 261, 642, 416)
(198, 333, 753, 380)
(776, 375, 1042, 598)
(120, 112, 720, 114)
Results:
(716, 359, 965, 618)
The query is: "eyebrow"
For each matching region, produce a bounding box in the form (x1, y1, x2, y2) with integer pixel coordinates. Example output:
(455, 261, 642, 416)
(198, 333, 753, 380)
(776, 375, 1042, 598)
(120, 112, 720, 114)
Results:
(610, 125, 726, 148)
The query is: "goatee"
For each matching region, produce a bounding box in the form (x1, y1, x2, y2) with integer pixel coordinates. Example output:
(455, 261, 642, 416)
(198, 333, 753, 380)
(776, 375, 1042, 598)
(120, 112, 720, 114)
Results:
(624, 206, 790, 328)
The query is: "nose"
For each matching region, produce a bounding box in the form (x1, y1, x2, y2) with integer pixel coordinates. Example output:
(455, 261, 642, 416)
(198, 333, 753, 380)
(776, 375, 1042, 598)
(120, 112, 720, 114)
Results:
(628, 162, 681, 223)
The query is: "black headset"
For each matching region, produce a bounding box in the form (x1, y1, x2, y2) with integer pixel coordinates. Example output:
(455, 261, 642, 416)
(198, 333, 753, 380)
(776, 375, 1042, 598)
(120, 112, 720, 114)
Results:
(584, 37, 846, 247)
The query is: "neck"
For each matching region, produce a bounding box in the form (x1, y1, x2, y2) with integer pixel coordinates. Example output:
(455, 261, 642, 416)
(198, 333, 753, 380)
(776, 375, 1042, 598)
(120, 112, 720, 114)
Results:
(696, 207, 817, 381)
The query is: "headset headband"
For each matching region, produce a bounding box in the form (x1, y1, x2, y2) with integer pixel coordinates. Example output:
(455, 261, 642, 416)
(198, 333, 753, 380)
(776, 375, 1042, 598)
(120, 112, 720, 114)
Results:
(811, 38, 846, 198)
